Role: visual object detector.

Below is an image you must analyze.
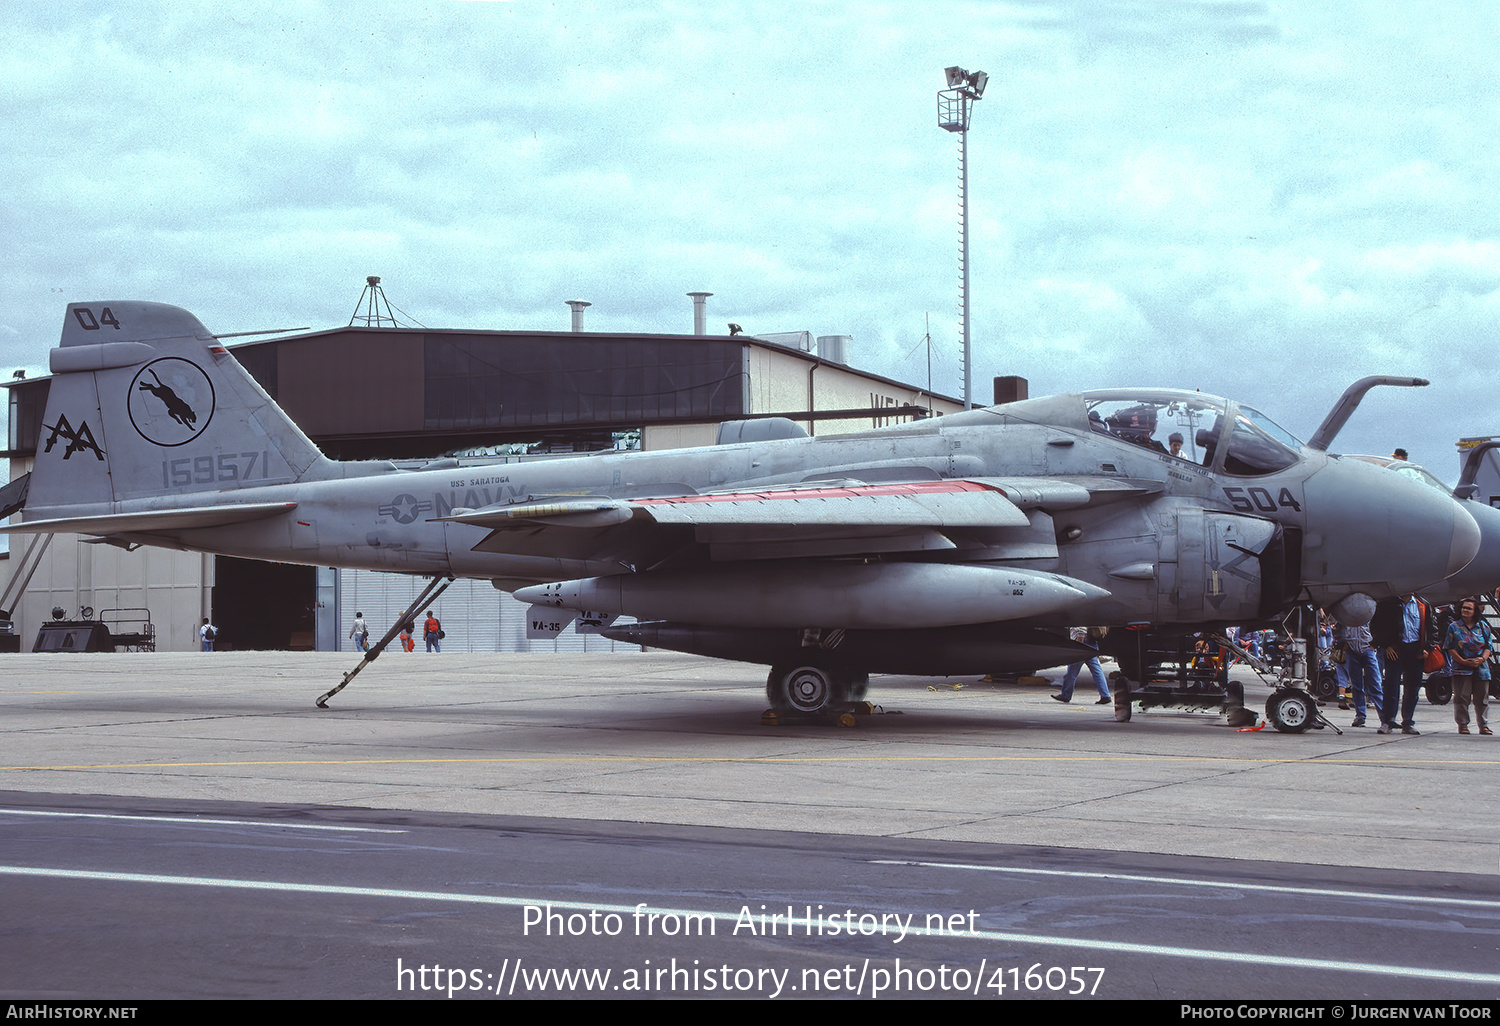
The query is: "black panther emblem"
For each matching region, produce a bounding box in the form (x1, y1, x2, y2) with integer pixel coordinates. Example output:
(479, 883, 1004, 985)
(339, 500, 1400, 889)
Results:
(127, 358, 214, 446)
(136, 369, 197, 428)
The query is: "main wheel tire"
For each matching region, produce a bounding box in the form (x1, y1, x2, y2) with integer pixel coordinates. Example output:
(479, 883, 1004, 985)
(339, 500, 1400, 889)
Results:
(1425, 674, 1452, 706)
(1266, 689, 1316, 733)
(766, 664, 848, 714)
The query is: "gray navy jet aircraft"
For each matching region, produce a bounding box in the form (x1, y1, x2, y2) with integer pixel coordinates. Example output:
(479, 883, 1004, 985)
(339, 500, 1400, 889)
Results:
(3, 301, 1487, 722)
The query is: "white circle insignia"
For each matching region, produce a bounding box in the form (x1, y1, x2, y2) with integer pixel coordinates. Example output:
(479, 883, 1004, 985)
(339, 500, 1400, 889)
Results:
(127, 358, 215, 447)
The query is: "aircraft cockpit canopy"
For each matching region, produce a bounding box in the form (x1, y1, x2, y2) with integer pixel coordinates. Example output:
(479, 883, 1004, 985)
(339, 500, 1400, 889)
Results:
(1085, 393, 1220, 464)
(1082, 391, 1304, 476)
(1224, 405, 1304, 476)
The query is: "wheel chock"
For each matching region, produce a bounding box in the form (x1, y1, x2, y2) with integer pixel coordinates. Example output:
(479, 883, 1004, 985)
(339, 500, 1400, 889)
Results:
(760, 703, 888, 727)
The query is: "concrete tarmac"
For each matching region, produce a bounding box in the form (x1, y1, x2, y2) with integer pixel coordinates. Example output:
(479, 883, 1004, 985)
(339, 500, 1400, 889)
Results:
(0, 650, 1494, 876)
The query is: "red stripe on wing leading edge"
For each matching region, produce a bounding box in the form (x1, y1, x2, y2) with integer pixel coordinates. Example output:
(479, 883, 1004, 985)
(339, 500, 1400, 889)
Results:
(633, 480, 993, 505)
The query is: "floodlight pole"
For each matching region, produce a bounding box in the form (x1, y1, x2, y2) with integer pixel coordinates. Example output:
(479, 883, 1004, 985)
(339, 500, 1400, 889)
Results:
(958, 124, 972, 410)
(938, 67, 985, 409)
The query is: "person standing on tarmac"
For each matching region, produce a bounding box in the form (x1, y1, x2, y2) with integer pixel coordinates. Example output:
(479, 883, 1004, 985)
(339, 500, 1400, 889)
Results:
(1335, 620, 1389, 731)
(1372, 594, 1434, 735)
(1052, 626, 1112, 705)
(1442, 598, 1493, 735)
(349, 611, 369, 653)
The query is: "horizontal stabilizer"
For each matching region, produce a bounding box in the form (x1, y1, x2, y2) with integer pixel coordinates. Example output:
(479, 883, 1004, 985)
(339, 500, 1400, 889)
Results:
(0, 473, 30, 520)
(2, 502, 297, 537)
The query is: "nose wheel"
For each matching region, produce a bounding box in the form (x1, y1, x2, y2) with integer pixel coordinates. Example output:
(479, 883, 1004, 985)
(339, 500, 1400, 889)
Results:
(1265, 688, 1318, 733)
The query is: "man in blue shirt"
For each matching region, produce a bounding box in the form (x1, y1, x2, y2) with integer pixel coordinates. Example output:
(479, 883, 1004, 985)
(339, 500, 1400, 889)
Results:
(1336, 621, 1388, 731)
(1373, 595, 1433, 735)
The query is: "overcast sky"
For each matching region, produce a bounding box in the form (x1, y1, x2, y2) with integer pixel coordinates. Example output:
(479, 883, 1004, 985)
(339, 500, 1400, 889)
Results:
(4, 1, 1497, 476)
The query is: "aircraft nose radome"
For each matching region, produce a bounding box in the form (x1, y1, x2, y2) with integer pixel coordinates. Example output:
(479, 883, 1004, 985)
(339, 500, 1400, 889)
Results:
(1303, 459, 1482, 598)
(1422, 500, 1500, 603)
(1447, 499, 1482, 580)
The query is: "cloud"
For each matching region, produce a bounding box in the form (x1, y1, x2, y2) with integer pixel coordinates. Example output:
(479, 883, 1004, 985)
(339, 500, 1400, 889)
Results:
(0, 1, 1495, 471)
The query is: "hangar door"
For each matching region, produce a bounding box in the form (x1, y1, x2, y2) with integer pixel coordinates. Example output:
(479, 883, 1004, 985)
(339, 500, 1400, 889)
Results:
(211, 557, 317, 650)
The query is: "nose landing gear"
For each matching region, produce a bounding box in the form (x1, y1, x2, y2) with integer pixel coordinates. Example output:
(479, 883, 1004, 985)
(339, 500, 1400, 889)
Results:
(1265, 688, 1318, 733)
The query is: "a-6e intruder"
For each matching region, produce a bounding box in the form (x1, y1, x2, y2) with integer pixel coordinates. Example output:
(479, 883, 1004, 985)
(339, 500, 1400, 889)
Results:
(3, 302, 1485, 730)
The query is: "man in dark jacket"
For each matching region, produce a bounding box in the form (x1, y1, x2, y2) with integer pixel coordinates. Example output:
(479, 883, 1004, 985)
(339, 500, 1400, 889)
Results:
(1372, 595, 1435, 735)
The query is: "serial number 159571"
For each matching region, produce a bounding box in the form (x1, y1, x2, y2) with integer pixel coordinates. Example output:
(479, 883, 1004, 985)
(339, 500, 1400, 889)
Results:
(161, 451, 270, 488)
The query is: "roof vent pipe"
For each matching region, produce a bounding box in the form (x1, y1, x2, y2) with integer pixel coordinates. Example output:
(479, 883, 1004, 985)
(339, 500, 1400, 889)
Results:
(687, 291, 712, 336)
(565, 300, 591, 332)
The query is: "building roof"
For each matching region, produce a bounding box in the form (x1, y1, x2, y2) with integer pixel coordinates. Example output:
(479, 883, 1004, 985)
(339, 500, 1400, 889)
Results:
(6, 323, 958, 461)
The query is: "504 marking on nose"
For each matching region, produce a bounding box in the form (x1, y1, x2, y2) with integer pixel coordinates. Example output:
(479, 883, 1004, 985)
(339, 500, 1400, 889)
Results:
(1222, 486, 1301, 514)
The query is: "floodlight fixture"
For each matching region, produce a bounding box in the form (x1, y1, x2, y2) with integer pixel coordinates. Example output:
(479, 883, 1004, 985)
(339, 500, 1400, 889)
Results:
(944, 66, 987, 99)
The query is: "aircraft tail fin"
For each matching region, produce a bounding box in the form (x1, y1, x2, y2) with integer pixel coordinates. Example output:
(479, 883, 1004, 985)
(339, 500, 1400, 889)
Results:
(24, 301, 335, 520)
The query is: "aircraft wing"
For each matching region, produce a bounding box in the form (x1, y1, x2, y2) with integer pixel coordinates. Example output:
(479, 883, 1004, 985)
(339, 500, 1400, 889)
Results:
(439, 477, 1152, 566)
(1, 502, 298, 537)
(633, 479, 1032, 527)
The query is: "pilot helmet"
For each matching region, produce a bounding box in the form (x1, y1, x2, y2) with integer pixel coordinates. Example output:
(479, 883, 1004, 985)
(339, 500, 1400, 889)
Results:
(1107, 404, 1158, 442)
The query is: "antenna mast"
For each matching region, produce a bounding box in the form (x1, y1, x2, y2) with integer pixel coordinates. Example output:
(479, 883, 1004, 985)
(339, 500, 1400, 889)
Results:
(349, 276, 401, 328)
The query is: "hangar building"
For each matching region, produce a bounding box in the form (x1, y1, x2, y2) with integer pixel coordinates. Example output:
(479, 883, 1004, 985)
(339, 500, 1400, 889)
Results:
(3, 294, 979, 653)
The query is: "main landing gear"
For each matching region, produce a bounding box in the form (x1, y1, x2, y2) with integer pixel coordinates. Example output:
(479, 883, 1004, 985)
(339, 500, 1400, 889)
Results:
(765, 664, 868, 715)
